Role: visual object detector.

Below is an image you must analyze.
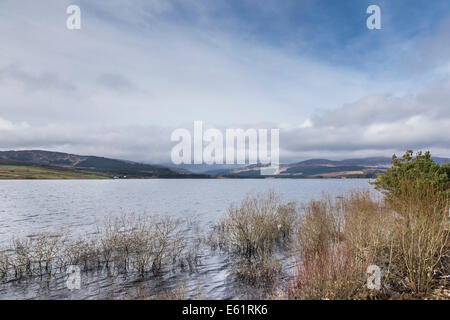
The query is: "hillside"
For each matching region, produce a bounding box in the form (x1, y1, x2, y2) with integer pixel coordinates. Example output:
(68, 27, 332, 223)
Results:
(0, 163, 109, 180)
(217, 156, 449, 178)
(1, 150, 447, 179)
(0, 150, 206, 179)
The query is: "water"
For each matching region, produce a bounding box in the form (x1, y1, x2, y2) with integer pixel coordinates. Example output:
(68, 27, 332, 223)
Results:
(0, 179, 373, 299)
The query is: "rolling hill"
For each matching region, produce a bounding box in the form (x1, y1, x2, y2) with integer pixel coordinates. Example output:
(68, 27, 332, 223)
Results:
(1, 150, 447, 179)
(0, 150, 206, 179)
(216, 156, 449, 178)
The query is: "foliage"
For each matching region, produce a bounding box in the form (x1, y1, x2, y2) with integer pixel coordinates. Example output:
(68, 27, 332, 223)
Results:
(372, 150, 450, 204)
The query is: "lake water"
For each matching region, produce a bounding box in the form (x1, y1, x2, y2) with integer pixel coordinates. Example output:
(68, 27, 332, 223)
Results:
(0, 179, 374, 299)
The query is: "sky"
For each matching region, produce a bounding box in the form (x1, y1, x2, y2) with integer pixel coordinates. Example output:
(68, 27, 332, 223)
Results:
(0, 0, 449, 163)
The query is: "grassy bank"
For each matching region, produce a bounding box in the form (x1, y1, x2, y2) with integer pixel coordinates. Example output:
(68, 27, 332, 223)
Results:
(0, 165, 109, 179)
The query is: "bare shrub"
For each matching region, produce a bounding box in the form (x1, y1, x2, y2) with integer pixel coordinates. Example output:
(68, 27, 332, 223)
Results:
(212, 191, 298, 258)
(149, 216, 185, 273)
(1, 214, 196, 282)
(234, 254, 282, 286)
(291, 185, 449, 299)
(0, 250, 9, 278)
(292, 194, 371, 300)
(289, 241, 369, 300)
(297, 197, 342, 257)
(342, 191, 393, 267)
(11, 237, 33, 278)
(387, 181, 449, 295)
(30, 233, 64, 276)
(63, 237, 99, 271)
(209, 191, 297, 289)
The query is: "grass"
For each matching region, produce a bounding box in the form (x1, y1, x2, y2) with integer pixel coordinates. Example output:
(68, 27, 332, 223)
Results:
(0, 165, 109, 179)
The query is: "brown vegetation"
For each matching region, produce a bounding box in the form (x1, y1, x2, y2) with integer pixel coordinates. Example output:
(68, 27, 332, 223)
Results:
(289, 186, 449, 299)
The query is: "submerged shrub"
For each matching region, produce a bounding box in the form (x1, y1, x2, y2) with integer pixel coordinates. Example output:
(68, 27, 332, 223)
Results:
(212, 191, 298, 258)
(30, 233, 64, 276)
(209, 191, 298, 289)
(234, 254, 282, 287)
(0, 214, 198, 283)
(0, 251, 9, 278)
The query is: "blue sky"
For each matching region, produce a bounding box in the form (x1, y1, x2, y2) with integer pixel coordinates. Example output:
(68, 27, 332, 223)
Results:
(82, 0, 450, 71)
(0, 0, 449, 162)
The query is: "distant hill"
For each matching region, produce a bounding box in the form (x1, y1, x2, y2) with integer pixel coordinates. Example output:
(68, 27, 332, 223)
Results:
(165, 163, 246, 174)
(1, 150, 447, 179)
(215, 156, 449, 178)
(0, 150, 207, 179)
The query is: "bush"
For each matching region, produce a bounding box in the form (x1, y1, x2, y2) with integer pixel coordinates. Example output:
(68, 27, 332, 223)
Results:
(0, 214, 196, 282)
(211, 191, 298, 258)
(292, 192, 378, 300)
(386, 181, 449, 295)
(209, 191, 298, 290)
(297, 197, 342, 257)
(291, 182, 449, 299)
(342, 191, 392, 266)
(289, 241, 369, 300)
(372, 150, 450, 204)
(371, 150, 449, 295)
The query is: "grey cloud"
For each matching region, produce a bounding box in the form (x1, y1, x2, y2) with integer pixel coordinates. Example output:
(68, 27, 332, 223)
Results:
(0, 74, 449, 163)
(315, 76, 450, 127)
(0, 65, 77, 93)
(279, 77, 450, 159)
(96, 73, 136, 91)
(0, 1, 449, 163)
(0, 121, 175, 163)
